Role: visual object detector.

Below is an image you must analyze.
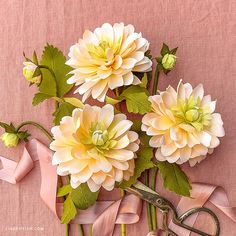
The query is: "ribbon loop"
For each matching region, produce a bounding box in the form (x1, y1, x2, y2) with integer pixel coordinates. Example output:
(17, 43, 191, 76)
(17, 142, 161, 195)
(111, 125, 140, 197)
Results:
(0, 140, 236, 236)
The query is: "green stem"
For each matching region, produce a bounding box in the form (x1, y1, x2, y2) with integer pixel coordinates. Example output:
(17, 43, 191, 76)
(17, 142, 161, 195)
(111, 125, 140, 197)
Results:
(150, 168, 158, 230)
(120, 189, 126, 236)
(147, 64, 160, 232)
(89, 224, 93, 236)
(78, 224, 84, 236)
(145, 172, 153, 231)
(66, 224, 70, 236)
(16, 121, 53, 141)
(152, 66, 160, 96)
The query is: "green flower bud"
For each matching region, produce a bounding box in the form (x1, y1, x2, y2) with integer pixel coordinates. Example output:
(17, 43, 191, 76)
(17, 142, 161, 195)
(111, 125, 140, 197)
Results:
(162, 53, 177, 70)
(92, 130, 108, 146)
(185, 109, 199, 122)
(1, 132, 19, 148)
(23, 61, 41, 85)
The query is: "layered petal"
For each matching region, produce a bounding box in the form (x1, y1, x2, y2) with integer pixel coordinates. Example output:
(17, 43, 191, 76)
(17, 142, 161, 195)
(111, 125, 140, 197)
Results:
(66, 23, 152, 101)
(50, 104, 139, 192)
(142, 80, 225, 166)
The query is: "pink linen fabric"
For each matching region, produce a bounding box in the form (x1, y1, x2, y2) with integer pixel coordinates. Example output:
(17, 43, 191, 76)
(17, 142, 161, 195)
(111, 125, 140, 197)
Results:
(0, 0, 235, 235)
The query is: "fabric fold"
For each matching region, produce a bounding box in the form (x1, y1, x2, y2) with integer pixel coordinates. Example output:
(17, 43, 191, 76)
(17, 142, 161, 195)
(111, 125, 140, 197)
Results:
(169, 183, 236, 235)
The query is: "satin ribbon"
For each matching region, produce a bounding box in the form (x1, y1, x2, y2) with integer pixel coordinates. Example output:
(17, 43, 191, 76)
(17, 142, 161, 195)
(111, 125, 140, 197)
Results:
(0, 139, 236, 236)
(168, 183, 236, 235)
(0, 139, 142, 236)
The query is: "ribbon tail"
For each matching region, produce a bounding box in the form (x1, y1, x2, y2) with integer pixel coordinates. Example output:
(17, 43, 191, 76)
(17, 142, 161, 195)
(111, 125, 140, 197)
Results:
(168, 182, 236, 235)
(92, 199, 122, 236)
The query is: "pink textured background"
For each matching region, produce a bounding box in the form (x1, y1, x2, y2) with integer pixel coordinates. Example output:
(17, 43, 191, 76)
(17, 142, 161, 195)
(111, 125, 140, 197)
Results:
(0, 0, 235, 235)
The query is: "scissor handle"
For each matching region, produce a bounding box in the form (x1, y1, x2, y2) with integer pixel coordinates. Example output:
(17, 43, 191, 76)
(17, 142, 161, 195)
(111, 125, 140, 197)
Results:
(172, 206, 220, 236)
(126, 181, 220, 236)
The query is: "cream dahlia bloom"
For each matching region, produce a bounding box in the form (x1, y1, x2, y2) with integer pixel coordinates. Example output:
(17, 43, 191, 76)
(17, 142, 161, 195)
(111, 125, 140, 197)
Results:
(142, 80, 225, 166)
(66, 23, 152, 102)
(50, 104, 139, 192)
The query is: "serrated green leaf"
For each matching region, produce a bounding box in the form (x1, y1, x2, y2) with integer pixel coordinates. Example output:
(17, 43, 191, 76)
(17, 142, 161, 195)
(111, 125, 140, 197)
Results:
(32, 93, 52, 106)
(40, 44, 73, 97)
(120, 85, 151, 114)
(139, 73, 148, 88)
(157, 161, 192, 197)
(0, 122, 16, 133)
(57, 184, 72, 197)
(161, 43, 170, 56)
(53, 102, 76, 125)
(61, 194, 77, 224)
(64, 97, 84, 108)
(71, 183, 99, 210)
(119, 147, 154, 189)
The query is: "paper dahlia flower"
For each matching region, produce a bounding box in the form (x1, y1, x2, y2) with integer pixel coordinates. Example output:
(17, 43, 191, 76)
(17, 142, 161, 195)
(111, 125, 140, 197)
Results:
(66, 23, 152, 102)
(50, 104, 139, 192)
(142, 80, 225, 166)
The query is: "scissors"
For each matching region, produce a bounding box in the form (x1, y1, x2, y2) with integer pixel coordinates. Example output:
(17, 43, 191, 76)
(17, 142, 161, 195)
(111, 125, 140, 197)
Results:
(126, 181, 220, 236)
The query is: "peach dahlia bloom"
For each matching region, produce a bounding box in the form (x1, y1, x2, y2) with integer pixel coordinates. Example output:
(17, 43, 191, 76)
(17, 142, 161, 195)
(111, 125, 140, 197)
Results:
(66, 23, 152, 102)
(50, 104, 139, 192)
(142, 80, 225, 166)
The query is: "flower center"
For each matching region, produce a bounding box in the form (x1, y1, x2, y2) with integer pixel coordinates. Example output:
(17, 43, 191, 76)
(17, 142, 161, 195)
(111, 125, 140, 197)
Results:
(87, 35, 122, 63)
(185, 109, 199, 122)
(91, 130, 108, 146)
(172, 96, 212, 131)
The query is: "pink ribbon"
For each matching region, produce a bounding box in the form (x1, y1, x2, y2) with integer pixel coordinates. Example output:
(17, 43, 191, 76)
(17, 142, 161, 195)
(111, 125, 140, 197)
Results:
(168, 183, 236, 235)
(0, 139, 236, 235)
(0, 139, 142, 235)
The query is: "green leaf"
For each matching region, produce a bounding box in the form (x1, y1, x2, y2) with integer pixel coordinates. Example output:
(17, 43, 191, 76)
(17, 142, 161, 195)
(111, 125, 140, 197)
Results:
(57, 184, 72, 197)
(32, 93, 52, 106)
(38, 67, 57, 96)
(139, 73, 148, 88)
(145, 49, 152, 59)
(157, 161, 192, 197)
(53, 102, 76, 125)
(161, 43, 170, 56)
(71, 183, 99, 210)
(0, 122, 16, 133)
(131, 120, 151, 146)
(64, 97, 84, 108)
(32, 51, 39, 65)
(119, 85, 151, 114)
(61, 194, 77, 224)
(170, 47, 178, 55)
(119, 147, 154, 189)
(131, 119, 142, 132)
(40, 44, 73, 97)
